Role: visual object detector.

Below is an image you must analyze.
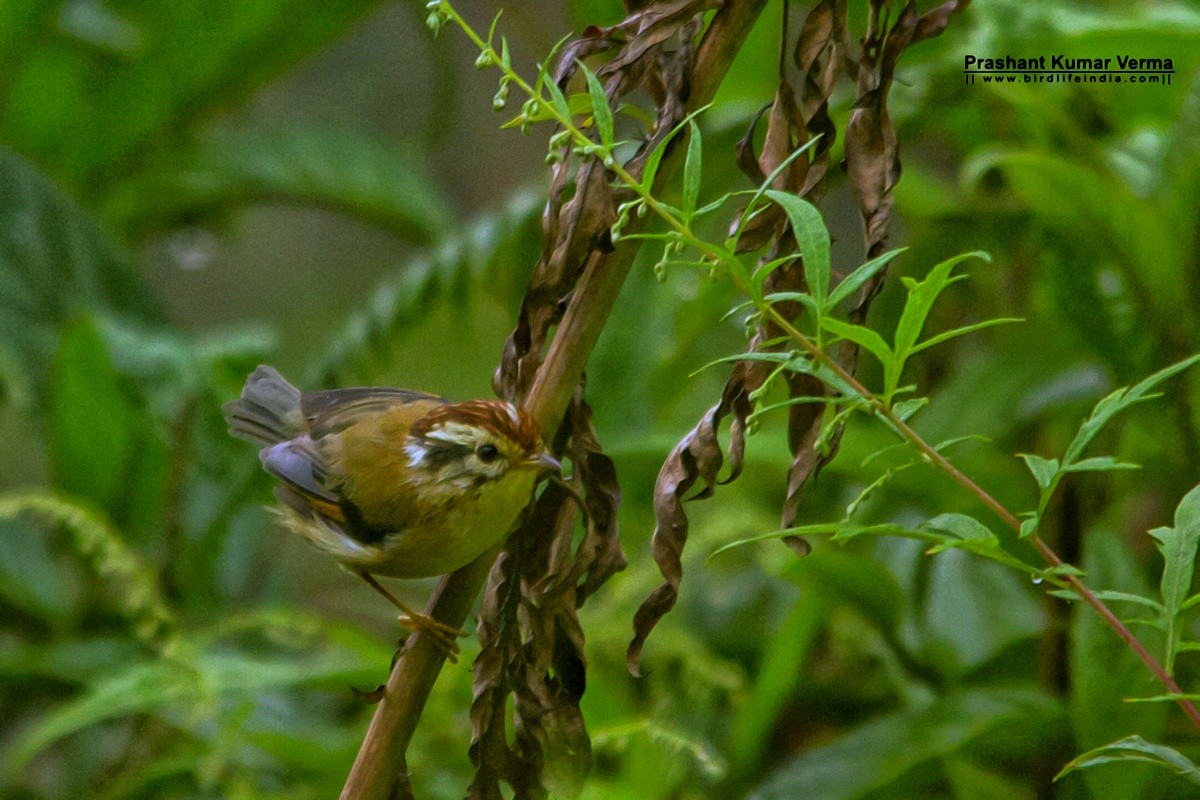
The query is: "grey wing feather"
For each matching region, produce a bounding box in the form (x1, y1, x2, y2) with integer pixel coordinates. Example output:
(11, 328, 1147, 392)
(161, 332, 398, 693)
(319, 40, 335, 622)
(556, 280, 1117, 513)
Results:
(302, 387, 445, 438)
(260, 437, 339, 503)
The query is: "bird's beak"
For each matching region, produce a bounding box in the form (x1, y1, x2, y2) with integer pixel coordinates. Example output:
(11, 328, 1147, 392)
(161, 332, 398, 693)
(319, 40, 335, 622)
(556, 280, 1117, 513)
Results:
(525, 452, 562, 475)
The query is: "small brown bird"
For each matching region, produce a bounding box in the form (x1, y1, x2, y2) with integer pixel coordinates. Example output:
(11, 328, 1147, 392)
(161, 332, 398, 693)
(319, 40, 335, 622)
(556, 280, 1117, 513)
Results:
(223, 366, 559, 655)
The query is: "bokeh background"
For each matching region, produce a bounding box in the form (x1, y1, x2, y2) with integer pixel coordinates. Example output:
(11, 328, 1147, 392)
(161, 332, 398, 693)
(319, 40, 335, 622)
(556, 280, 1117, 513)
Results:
(4, 1, 1200, 798)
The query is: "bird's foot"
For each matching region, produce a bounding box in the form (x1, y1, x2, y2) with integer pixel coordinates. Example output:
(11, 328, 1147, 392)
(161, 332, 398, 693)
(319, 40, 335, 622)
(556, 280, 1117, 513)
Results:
(397, 611, 467, 663)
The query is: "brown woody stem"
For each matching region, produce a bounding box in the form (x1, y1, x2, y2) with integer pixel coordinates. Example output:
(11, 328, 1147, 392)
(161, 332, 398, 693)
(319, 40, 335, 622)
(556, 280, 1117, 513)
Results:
(339, 3, 770, 798)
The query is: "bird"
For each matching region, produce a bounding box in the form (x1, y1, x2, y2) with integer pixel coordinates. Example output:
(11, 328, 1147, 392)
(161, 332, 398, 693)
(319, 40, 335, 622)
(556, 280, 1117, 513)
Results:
(223, 365, 560, 657)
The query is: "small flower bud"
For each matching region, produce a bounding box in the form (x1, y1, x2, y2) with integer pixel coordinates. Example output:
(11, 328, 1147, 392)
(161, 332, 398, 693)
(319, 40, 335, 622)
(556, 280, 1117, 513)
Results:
(492, 82, 509, 110)
(474, 51, 492, 69)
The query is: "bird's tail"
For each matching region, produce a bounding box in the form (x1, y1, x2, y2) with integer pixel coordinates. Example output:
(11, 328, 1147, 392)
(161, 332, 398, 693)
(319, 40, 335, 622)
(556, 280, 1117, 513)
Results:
(223, 365, 306, 446)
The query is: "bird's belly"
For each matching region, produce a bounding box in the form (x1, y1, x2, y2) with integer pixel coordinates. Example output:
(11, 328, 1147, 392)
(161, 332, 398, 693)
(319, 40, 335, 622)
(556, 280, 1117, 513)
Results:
(369, 475, 535, 578)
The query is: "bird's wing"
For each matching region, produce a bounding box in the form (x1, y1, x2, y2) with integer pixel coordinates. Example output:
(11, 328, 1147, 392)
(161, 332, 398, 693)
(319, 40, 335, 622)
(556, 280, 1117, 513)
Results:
(260, 437, 344, 517)
(301, 388, 446, 439)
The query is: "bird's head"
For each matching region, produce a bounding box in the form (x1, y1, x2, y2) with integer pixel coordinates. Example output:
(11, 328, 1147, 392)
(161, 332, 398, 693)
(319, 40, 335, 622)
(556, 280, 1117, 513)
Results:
(403, 400, 559, 495)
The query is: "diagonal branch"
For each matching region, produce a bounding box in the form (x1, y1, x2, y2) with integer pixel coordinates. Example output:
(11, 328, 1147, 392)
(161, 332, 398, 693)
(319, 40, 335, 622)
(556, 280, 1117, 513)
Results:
(339, 3, 769, 798)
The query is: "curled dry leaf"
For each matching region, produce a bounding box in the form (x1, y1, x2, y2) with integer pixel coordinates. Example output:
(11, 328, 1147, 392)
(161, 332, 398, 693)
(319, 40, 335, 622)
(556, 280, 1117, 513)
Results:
(475, 4, 716, 793)
(628, 0, 968, 672)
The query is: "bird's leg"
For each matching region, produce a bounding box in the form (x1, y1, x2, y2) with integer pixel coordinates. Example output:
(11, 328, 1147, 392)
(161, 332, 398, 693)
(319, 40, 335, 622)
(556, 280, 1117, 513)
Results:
(357, 571, 467, 662)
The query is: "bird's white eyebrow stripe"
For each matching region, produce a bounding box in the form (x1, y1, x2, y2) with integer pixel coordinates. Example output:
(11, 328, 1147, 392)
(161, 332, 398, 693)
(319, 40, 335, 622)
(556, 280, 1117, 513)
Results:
(426, 421, 484, 446)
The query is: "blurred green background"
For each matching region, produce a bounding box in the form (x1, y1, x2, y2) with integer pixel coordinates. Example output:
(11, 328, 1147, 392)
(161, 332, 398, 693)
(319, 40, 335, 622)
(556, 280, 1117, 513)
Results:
(4, 0, 1200, 798)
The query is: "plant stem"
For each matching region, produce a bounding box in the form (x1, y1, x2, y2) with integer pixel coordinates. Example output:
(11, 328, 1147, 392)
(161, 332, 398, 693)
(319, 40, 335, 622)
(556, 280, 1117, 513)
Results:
(758, 305, 1200, 729)
(340, 3, 770, 798)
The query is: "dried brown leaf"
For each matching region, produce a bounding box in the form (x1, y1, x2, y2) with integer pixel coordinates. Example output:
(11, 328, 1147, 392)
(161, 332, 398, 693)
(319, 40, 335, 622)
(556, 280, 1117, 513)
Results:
(630, 0, 969, 668)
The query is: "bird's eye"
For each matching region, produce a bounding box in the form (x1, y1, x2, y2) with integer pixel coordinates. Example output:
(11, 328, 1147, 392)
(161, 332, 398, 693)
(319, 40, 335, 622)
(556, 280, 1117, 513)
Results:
(477, 444, 500, 463)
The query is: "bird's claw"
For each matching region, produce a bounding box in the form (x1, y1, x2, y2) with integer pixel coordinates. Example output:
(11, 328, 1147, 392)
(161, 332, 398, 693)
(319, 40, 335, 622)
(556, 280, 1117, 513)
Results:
(398, 612, 467, 662)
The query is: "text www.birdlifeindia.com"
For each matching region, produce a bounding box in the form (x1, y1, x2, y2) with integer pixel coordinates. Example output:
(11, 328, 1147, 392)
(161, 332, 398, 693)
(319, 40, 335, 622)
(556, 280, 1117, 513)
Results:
(963, 54, 1174, 86)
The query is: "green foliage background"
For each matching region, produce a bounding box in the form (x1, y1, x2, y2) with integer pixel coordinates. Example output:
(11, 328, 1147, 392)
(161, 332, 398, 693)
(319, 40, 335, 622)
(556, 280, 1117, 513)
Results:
(3, 1, 1200, 798)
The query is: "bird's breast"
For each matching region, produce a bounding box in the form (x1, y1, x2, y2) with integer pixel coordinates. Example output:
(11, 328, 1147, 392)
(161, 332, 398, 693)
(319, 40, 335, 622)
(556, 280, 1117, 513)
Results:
(367, 470, 539, 578)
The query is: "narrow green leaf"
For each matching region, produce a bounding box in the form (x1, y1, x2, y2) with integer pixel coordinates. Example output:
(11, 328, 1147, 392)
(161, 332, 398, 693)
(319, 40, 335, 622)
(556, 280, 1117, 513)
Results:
(1064, 353, 1200, 465)
(579, 61, 613, 148)
(1061, 456, 1141, 474)
(909, 317, 1023, 356)
(765, 190, 830, 304)
(892, 397, 928, 422)
(827, 248, 907, 308)
(827, 522, 915, 542)
(543, 74, 573, 121)
(820, 318, 893, 366)
(682, 120, 702, 218)
(114, 126, 455, 243)
(1088, 590, 1165, 611)
(728, 594, 827, 781)
(1057, 736, 1200, 786)
(640, 103, 710, 190)
(708, 523, 846, 560)
(729, 136, 820, 248)
(1148, 484, 1200, 670)
(750, 688, 1056, 800)
(844, 465, 918, 518)
(892, 251, 990, 361)
(934, 434, 992, 452)
(762, 291, 820, 317)
(1019, 517, 1040, 539)
(48, 319, 140, 513)
(689, 350, 797, 378)
(1018, 454, 1060, 491)
(922, 514, 1001, 556)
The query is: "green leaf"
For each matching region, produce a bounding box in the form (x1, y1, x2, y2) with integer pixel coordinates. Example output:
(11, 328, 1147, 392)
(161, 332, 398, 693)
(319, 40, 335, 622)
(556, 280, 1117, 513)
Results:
(682, 120, 702, 218)
(826, 248, 907, 308)
(1148, 484, 1200, 670)
(639, 104, 710, 191)
(748, 689, 1057, 800)
(1087, 590, 1165, 612)
(2, 1, 386, 190)
(758, 290, 821, 317)
(892, 252, 989, 355)
(883, 251, 989, 397)
(708, 522, 847, 561)
(1063, 354, 1200, 465)
(689, 350, 797, 378)
(0, 149, 158, 406)
(820, 318, 893, 366)
(922, 513, 998, 549)
(892, 397, 929, 422)
(764, 190, 830, 304)
(109, 126, 455, 243)
(47, 319, 140, 512)
(2, 660, 185, 778)
(1018, 453, 1060, 491)
(579, 61, 614, 149)
(1061, 456, 1141, 474)
(727, 593, 828, 781)
(909, 317, 1023, 355)
(1019, 517, 1039, 539)
(3, 643, 381, 777)
(1057, 736, 1200, 786)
